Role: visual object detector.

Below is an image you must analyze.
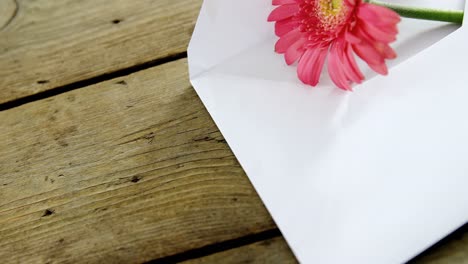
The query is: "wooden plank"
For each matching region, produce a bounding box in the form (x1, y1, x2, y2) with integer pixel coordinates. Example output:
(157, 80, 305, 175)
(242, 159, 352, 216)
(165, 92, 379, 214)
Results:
(0, 59, 276, 263)
(181, 237, 298, 264)
(0, 0, 17, 31)
(0, 0, 202, 104)
(181, 232, 468, 264)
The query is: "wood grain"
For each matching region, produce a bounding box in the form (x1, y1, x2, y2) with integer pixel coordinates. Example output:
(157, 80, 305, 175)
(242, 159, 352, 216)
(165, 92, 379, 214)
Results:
(0, 59, 276, 263)
(182, 233, 468, 264)
(181, 237, 298, 264)
(0, 0, 201, 104)
(0, 0, 17, 30)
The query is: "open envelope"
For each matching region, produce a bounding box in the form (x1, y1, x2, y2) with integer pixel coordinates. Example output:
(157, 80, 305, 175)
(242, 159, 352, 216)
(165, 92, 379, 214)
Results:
(188, 0, 468, 263)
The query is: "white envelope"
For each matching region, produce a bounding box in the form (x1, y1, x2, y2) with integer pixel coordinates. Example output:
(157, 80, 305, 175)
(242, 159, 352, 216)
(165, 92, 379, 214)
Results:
(188, 1, 468, 263)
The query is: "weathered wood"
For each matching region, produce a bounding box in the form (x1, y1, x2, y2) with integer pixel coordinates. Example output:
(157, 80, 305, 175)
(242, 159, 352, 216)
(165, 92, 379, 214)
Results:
(181, 237, 298, 264)
(0, 59, 276, 263)
(0, 0, 17, 31)
(1, 1, 467, 258)
(182, 232, 468, 264)
(0, 0, 202, 104)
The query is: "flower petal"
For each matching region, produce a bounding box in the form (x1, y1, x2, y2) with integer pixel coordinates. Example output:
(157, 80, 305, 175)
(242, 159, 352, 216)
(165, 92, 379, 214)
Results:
(368, 63, 388, 75)
(352, 43, 383, 66)
(328, 42, 351, 90)
(297, 47, 327, 86)
(360, 22, 397, 43)
(275, 17, 299, 37)
(285, 38, 306, 65)
(381, 43, 397, 59)
(272, 0, 297, 5)
(341, 43, 364, 84)
(345, 31, 362, 44)
(357, 3, 400, 26)
(268, 4, 300, 22)
(275, 29, 302, 53)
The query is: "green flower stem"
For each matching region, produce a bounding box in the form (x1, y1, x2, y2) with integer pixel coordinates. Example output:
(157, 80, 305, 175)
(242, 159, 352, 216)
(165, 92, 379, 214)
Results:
(365, 0, 464, 24)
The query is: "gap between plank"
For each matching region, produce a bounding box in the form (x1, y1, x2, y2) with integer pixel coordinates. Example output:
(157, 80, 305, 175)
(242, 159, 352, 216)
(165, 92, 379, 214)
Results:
(0, 52, 187, 112)
(145, 223, 468, 264)
(145, 229, 283, 264)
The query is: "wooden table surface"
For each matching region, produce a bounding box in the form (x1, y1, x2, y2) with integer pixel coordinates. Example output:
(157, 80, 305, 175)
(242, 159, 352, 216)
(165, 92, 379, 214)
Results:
(0, 0, 466, 263)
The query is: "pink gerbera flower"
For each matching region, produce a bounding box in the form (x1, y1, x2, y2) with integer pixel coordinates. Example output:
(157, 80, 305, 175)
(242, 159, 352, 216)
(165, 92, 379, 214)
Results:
(268, 0, 400, 90)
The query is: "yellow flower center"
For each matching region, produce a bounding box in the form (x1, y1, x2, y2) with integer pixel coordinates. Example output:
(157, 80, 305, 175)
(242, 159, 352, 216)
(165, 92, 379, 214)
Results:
(319, 0, 344, 16)
(316, 0, 349, 32)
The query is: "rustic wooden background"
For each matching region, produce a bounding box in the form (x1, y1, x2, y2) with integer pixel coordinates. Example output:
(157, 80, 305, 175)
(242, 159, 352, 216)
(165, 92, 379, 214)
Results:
(0, 0, 467, 263)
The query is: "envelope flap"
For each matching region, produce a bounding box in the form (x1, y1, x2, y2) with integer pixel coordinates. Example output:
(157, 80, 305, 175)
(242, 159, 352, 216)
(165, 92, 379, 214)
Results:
(188, 1, 468, 263)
